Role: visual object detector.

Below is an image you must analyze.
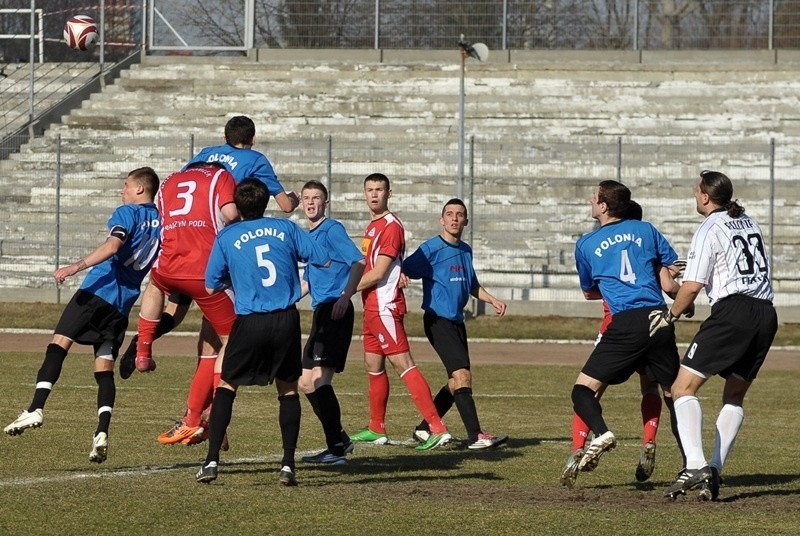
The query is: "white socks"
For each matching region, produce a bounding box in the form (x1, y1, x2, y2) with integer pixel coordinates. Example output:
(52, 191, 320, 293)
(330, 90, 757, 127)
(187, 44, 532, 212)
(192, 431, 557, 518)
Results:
(674, 395, 706, 470)
(710, 404, 744, 473)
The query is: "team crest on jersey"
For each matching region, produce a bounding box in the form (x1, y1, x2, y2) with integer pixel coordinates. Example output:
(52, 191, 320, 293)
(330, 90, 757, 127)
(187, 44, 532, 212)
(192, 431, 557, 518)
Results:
(367, 228, 376, 237)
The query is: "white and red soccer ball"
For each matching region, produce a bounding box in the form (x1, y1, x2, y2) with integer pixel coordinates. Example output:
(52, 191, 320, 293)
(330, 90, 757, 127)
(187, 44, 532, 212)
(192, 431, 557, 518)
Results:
(63, 15, 98, 51)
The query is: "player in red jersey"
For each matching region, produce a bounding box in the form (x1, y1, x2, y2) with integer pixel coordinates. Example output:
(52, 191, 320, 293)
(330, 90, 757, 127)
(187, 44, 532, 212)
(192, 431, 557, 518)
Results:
(135, 162, 239, 444)
(350, 173, 451, 450)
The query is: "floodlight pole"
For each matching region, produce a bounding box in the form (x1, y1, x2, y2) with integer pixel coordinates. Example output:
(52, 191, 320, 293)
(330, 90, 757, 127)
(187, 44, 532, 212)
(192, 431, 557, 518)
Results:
(457, 35, 487, 200)
(458, 43, 466, 199)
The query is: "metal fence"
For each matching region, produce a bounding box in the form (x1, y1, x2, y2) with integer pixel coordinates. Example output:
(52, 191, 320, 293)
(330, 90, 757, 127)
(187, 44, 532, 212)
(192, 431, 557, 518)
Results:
(1, 132, 797, 311)
(4, 1, 800, 58)
(149, 0, 800, 52)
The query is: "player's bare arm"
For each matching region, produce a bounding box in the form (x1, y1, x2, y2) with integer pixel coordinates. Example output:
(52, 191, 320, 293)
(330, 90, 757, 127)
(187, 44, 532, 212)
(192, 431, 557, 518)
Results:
(668, 280, 703, 319)
(53, 236, 123, 284)
(356, 254, 393, 292)
(274, 191, 300, 213)
(472, 286, 507, 317)
(332, 259, 365, 320)
(220, 202, 239, 224)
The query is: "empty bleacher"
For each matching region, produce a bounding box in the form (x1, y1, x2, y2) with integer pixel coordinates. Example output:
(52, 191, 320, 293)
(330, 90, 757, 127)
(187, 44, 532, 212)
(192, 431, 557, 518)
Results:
(1, 50, 798, 318)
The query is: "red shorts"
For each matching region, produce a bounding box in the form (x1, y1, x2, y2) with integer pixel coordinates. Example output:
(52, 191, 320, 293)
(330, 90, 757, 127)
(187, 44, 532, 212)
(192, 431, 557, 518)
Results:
(362, 309, 409, 356)
(150, 270, 235, 337)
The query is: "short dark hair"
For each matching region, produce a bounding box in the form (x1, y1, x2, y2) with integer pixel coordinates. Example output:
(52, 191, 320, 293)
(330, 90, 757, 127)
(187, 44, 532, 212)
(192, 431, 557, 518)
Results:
(625, 200, 643, 221)
(442, 198, 467, 218)
(597, 180, 631, 219)
(235, 178, 269, 219)
(699, 170, 744, 218)
(128, 166, 159, 197)
(224, 116, 256, 147)
(185, 161, 225, 171)
(302, 180, 328, 201)
(364, 172, 390, 190)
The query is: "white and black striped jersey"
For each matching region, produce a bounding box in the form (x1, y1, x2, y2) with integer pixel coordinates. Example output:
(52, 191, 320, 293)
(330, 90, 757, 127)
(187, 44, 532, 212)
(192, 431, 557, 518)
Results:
(683, 208, 773, 305)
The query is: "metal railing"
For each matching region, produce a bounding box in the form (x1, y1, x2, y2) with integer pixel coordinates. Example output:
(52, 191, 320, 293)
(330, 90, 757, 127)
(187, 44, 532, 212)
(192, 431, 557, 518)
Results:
(1, 133, 797, 306)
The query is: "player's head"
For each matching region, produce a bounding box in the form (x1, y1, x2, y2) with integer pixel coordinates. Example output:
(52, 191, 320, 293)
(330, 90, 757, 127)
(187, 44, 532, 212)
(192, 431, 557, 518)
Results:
(302, 180, 328, 201)
(224, 116, 256, 147)
(440, 198, 468, 240)
(363, 173, 391, 215)
(364, 172, 390, 190)
(625, 200, 643, 221)
(301, 180, 328, 222)
(592, 180, 630, 220)
(442, 198, 467, 218)
(123, 166, 159, 202)
(697, 169, 744, 218)
(185, 161, 226, 171)
(235, 178, 269, 220)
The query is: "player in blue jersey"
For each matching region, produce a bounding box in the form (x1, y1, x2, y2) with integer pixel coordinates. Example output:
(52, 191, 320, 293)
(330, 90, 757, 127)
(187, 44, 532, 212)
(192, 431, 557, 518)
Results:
(119, 115, 299, 377)
(185, 115, 298, 213)
(196, 178, 329, 485)
(568, 180, 685, 480)
(403, 198, 509, 450)
(296, 181, 365, 465)
(4, 167, 160, 464)
(660, 170, 777, 501)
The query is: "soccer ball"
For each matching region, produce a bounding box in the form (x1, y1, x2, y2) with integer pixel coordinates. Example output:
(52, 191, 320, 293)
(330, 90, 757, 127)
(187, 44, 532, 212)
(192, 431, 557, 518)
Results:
(63, 15, 98, 51)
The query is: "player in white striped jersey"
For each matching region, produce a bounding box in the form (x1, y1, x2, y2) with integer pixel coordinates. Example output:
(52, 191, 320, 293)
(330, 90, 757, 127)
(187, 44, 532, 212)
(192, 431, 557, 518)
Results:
(657, 170, 778, 501)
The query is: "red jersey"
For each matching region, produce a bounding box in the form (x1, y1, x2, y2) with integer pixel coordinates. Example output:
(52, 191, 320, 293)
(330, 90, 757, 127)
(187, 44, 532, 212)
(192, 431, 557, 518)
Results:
(361, 212, 406, 314)
(153, 165, 236, 280)
(599, 299, 612, 334)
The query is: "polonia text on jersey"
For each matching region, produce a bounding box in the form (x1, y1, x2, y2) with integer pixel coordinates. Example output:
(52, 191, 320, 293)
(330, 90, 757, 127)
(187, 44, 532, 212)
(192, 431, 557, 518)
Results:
(234, 227, 286, 249)
(594, 233, 642, 257)
(205, 153, 238, 170)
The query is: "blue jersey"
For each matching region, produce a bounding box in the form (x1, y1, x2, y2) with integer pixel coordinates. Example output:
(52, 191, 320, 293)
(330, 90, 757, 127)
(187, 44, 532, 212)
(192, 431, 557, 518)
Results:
(404, 236, 479, 323)
(303, 218, 364, 309)
(81, 202, 160, 315)
(575, 219, 678, 316)
(206, 217, 329, 315)
(185, 143, 285, 196)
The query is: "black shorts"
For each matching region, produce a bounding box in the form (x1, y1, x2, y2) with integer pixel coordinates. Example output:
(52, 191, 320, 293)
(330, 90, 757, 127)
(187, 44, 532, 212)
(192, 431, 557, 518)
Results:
(222, 307, 302, 386)
(302, 300, 354, 372)
(581, 306, 680, 390)
(168, 292, 193, 306)
(681, 295, 777, 381)
(54, 289, 128, 358)
(423, 312, 470, 376)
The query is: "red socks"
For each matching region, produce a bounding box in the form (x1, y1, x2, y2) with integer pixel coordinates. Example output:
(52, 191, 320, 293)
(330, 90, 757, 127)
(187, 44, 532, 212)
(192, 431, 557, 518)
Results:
(401, 366, 446, 434)
(184, 356, 216, 428)
(572, 412, 591, 451)
(641, 392, 662, 445)
(367, 371, 389, 434)
(136, 315, 159, 358)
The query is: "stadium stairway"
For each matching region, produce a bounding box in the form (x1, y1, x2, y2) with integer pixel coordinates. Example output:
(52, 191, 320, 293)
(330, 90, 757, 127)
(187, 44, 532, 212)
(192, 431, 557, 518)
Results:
(1, 51, 799, 318)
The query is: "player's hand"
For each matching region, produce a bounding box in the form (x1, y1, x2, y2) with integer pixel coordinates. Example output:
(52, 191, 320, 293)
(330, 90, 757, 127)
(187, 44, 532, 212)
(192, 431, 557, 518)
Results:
(398, 273, 410, 289)
(331, 295, 350, 320)
(492, 299, 507, 317)
(53, 264, 78, 284)
(684, 302, 695, 319)
(669, 260, 687, 278)
(648, 309, 677, 337)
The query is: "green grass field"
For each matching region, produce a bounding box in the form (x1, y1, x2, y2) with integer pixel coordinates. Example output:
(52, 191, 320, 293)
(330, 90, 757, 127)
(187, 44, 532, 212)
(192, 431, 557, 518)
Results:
(2, 344, 799, 534)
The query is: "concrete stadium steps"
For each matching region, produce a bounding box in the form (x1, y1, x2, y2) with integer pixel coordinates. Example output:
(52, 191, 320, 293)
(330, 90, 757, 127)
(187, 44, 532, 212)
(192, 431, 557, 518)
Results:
(60, 60, 800, 142)
(1, 62, 99, 137)
(4, 55, 800, 313)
